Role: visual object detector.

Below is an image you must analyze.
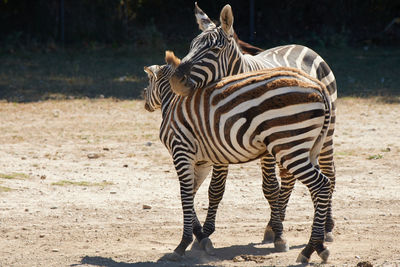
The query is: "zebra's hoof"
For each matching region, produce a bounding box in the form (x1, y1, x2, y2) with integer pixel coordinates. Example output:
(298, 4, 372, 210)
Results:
(200, 237, 215, 255)
(159, 251, 183, 262)
(296, 252, 310, 263)
(190, 239, 201, 251)
(262, 225, 275, 243)
(274, 239, 289, 252)
(318, 247, 330, 263)
(325, 231, 334, 242)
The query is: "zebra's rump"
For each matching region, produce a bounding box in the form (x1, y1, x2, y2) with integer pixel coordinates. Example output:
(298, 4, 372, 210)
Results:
(169, 68, 330, 165)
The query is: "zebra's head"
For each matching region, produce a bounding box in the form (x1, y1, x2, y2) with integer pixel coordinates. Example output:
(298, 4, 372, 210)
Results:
(143, 64, 163, 112)
(143, 51, 181, 112)
(170, 4, 237, 96)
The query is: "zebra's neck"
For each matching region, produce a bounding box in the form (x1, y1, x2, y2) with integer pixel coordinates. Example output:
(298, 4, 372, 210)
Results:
(160, 88, 176, 119)
(229, 40, 267, 74)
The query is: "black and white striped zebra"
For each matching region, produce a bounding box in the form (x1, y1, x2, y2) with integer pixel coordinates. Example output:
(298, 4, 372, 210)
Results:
(144, 51, 332, 263)
(144, 63, 294, 257)
(144, 60, 229, 256)
(170, 3, 337, 246)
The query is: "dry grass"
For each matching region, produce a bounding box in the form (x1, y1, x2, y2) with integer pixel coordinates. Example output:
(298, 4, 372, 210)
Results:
(51, 180, 114, 187)
(0, 172, 30, 180)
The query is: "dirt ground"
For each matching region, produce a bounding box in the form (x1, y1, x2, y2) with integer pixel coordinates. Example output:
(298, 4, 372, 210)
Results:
(0, 98, 399, 267)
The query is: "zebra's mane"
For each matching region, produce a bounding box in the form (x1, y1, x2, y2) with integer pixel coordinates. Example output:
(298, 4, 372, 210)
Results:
(190, 26, 231, 50)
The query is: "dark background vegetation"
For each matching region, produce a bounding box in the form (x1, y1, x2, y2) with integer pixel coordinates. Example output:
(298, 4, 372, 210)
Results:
(1, 0, 400, 102)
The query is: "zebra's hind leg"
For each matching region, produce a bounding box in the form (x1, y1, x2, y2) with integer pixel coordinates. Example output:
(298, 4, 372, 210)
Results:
(260, 155, 288, 252)
(293, 163, 331, 263)
(319, 136, 336, 242)
(277, 165, 296, 222)
(190, 210, 215, 255)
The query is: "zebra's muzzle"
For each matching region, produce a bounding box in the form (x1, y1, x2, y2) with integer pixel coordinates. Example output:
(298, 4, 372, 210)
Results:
(169, 72, 195, 97)
(144, 102, 154, 112)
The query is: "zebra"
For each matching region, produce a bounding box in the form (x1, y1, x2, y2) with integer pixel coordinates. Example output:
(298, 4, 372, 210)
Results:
(143, 31, 267, 256)
(144, 51, 332, 263)
(170, 2, 337, 249)
(144, 64, 292, 256)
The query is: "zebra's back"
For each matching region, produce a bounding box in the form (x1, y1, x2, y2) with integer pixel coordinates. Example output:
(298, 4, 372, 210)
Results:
(256, 45, 337, 100)
(165, 68, 331, 166)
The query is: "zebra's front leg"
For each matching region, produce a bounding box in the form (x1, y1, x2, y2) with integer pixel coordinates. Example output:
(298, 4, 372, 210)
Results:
(164, 157, 198, 261)
(195, 164, 229, 255)
(260, 155, 288, 252)
(190, 163, 216, 254)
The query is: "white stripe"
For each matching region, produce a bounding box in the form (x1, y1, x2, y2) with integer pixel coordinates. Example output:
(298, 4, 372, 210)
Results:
(255, 116, 325, 148)
(296, 47, 308, 70)
(282, 151, 310, 170)
(330, 90, 337, 102)
(275, 140, 315, 163)
(283, 45, 295, 67)
(266, 127, 322, 152)
(310, 56, 324, 78)
(321, 71, 335, 87)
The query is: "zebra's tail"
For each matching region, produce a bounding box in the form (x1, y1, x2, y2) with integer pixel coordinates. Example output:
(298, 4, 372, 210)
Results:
(310, 83, 332, 166)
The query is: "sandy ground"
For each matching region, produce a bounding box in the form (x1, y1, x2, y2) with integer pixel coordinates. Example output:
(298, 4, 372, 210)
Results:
(0, 98, 399, 267)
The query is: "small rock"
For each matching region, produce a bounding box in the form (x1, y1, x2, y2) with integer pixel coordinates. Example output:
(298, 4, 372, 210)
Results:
(21, 156, 27, 160)
(110, 191, 117, 194)
(52, 249, 59, 252)
(368, 171, 373, 174)
(233, 256, 245, 262)
(103, 147, 110, 151)
(50, 206, 58, 209)
(123, 164, 128, 168)
(39, 234, 45, 238)
(40, 175, 47, 180)
(145, 142, 152, 147)
(52, 110, 60, 117)
(355, 255, 361, 259)
(24, 208, 29, 212)
(117, 216, 123, 220)
(87, 153, 100, 159)
(143, 204, 152, 210)
(357, 261, 373, 267)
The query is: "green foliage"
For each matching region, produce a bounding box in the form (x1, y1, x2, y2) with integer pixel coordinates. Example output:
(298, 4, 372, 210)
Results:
(1, 0, 399, 47)
(0, 186, 13, 192)
(367, 154, 384, 160)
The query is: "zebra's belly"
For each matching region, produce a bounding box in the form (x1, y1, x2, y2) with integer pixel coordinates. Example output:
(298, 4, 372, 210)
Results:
(195, 136, 268, 165)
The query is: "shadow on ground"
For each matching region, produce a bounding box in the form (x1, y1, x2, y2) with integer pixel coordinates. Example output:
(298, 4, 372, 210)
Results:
(73, 242, 307, 267)
(1, 46, 400, 102)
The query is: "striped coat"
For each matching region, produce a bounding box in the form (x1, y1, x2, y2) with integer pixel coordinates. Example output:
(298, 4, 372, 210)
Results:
(170, 4, 337, 258)
(144, 60, 332, 262)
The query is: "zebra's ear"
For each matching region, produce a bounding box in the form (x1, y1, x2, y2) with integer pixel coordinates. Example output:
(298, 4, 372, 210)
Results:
(165, 51, 181, 68)
(144, 65, 159, 79)
(194, 2, 216, 31)
(220, 4, 234, 37)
